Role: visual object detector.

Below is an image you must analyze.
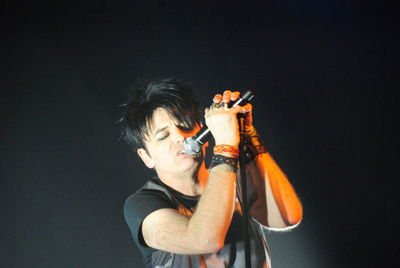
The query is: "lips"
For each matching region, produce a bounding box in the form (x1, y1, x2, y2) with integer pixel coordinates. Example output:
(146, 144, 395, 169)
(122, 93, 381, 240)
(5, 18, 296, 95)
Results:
(176, 149, 187, 156)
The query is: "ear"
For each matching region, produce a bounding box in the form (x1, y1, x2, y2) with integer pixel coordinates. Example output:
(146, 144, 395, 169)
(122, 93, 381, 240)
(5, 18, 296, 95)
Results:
(137, 148, 155, 169)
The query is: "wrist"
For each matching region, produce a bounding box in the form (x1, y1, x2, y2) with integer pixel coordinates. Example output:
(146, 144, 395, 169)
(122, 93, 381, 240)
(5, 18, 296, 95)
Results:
(242, 128, 267, 163)
(215, 140, 239, 148)
(209, 154, 239, 172)
(243, 125, 257, 137)
(213, 144, 239, 158)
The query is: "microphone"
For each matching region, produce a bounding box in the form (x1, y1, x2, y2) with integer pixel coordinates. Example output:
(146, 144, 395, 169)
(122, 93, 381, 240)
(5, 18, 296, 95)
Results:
(184, 90, 255, 154)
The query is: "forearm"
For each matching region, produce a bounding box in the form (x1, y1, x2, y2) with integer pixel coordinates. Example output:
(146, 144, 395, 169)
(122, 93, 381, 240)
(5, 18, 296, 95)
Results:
(254, 152, 303, 227)
(141, 164, 237, 255)
(187, 164, 236, 251)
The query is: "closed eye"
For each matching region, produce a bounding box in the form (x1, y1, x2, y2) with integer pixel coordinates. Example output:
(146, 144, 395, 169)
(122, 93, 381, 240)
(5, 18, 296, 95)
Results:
(157, 132, 169, 141)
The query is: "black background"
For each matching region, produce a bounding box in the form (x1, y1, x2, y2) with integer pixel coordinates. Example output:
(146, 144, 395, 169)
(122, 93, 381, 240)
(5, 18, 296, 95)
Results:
(1, 1, 397, 267)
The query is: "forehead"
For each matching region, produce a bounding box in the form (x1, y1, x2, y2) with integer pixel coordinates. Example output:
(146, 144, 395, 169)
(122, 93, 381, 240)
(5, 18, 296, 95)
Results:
(147, 108, 175, 133)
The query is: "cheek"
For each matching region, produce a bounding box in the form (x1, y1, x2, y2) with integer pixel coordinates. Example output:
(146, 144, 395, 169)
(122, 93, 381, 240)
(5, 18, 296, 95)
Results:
(152, 145, 174, 162)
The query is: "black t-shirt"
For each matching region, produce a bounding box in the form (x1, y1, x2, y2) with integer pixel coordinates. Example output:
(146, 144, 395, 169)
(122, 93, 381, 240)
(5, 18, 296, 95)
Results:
(124, 178, 270, 268)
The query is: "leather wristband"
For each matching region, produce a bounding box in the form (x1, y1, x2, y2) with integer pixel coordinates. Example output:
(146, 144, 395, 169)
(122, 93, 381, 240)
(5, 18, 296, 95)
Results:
(242, 127, 267, 164)
(209, 154, 239, 172)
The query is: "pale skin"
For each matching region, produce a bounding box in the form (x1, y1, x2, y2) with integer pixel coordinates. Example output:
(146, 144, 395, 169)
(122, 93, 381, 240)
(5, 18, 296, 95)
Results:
(136, 90, 302, 255)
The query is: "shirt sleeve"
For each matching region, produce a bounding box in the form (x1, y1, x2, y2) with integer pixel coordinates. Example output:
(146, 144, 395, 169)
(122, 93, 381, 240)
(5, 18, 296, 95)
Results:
(124, 189, 174, 248)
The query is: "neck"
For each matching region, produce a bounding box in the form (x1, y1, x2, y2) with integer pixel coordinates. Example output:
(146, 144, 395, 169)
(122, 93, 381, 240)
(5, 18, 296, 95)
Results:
(158, 162, 208, 196)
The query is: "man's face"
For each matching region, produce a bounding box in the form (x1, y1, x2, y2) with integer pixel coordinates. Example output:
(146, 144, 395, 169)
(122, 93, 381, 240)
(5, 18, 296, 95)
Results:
(137, 108, 203, 179)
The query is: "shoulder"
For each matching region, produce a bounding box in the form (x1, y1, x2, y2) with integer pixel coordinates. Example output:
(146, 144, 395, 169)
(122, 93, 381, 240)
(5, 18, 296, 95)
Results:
(123, 179, 176, 226)
(123, 179, 177, 247)
(124, 179, 173, 211)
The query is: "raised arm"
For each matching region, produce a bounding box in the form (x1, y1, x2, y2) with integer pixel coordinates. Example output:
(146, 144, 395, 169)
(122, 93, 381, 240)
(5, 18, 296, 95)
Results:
(141, 97, 248, 254)
(247, 150, 303, 229)
(213, 91, 303, 229)
(242, 115, 302, 228)
(142, 164, 237, 254)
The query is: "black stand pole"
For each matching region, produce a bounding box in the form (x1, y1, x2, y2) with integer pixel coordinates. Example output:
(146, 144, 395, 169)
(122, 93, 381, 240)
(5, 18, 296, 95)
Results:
(238, 115, 252, 268)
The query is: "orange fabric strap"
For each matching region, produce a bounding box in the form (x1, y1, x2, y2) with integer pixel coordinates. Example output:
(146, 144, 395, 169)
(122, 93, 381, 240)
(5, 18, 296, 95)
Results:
(213, 144, 239, 158)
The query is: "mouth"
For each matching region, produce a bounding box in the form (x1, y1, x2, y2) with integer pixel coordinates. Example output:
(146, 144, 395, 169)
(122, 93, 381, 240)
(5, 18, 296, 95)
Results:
(177, 149, 187, 156)
(177, 149, 198, 158)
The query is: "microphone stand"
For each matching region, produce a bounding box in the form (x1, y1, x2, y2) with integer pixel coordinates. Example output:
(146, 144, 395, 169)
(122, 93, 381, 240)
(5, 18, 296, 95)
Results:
(238, 114, 252, 268)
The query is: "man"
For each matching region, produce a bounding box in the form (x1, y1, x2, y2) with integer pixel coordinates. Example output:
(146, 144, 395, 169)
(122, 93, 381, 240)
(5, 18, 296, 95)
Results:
(121, 78, 302, 267)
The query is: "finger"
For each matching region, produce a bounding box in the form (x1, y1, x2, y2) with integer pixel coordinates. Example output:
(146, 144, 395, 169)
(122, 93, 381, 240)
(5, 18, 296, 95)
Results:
(229, 104, 243, 114)
(213, 94, 222, 103)
(240, 103, 253, 113)
(222, 90, 232, 103)
(231, 91, 240, 101)
(211, 102, 222, 109)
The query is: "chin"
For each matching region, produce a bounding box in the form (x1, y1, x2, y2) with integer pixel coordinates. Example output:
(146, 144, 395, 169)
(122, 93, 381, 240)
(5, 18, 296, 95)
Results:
(178, 159, 201, 172)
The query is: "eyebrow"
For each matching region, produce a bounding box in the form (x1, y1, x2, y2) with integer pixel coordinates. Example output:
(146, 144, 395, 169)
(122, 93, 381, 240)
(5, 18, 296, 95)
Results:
(153, 126, 168, 137)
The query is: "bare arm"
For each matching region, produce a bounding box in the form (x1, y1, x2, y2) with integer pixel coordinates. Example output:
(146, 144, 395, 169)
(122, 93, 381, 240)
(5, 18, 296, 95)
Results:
(211, 90, 302, 229)
(248, 152, 303, 229)
(142, 164, 236, 254)
(141, 95, 245, 254)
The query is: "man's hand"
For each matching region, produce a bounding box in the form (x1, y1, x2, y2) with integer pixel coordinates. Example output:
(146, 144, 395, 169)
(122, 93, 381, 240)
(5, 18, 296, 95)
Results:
(204, 90, 252, 147)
